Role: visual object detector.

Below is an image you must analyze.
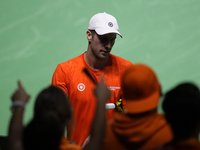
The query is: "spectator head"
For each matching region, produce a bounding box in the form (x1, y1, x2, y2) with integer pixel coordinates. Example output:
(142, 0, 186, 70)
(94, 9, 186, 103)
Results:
(162, 82, 200, 141)
(122, 64, 161, 114)
(34, 85, 72, 126)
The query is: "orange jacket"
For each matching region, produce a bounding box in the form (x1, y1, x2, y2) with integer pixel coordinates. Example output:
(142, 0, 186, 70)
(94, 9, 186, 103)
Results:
(52, 52, 132, 146)
(102, 112, 173, 150)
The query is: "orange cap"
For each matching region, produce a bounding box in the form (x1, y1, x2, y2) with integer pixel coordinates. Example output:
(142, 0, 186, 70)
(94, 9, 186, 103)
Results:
(122, 64, 161, 114)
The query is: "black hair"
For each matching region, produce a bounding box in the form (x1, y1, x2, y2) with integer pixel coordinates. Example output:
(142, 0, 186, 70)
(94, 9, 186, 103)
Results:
(23, 111, 63, 150)
(89, 30, 96, 36)
(34, 85, 72, 125)
(162, 82, 200, 141)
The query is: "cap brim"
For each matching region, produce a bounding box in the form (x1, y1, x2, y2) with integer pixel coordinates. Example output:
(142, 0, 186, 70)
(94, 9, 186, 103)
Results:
(95, 28, 122, 38)
(123, 90, 160, 114)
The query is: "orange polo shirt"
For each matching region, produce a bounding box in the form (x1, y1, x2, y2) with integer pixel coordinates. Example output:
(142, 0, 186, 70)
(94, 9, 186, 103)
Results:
(52, 52, 132, 146)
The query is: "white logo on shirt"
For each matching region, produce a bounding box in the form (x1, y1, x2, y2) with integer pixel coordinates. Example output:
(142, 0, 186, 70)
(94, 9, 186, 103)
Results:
(108, 86, 121, 91)
(77, 83, 85, 91)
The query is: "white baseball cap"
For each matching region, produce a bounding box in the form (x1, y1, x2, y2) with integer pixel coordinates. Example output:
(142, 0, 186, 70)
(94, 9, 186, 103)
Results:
(88, 12, 122, 38)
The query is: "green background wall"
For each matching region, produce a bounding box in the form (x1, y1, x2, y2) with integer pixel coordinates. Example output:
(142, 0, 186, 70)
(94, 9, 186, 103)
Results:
(1, 0, 200, 136)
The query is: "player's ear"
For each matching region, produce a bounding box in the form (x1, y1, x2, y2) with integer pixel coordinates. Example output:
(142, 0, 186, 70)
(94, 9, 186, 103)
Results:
(86, 30, 92, 41)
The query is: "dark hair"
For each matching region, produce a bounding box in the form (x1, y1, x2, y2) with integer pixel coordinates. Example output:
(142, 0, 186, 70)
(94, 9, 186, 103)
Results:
(162, 82, 200, 141)
(89, 30, 96, 37)
(34, 85, 72, 125)
(23, 111, 63, 150)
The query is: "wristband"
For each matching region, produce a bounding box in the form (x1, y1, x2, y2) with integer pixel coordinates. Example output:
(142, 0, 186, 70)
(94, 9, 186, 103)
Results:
(11, 100, 25, 111)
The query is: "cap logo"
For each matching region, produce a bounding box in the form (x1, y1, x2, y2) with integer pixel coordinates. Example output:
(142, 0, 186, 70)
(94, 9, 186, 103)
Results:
(108, 22, 113, 27)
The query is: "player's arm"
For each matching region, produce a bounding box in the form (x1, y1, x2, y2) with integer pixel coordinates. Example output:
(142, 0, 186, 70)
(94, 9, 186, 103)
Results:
(7, 81, 30, 150)
(83, 76, 111, 150)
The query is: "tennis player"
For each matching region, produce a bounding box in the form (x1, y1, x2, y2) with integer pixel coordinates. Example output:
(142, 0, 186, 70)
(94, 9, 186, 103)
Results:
(52, 12, 132, 146)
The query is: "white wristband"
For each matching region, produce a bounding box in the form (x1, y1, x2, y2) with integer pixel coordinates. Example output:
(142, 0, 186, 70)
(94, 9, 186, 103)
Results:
(105, 103, 116, 110)
(11, 100, 25, 111)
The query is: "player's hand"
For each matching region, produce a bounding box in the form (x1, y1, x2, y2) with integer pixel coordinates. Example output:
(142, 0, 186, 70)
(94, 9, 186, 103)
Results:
(94, 76, 111, 103)
(11, 80, 30, 104)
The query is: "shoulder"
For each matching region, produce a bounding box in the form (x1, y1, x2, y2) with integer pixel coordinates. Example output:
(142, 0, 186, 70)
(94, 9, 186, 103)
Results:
(57, 53, 85, 70)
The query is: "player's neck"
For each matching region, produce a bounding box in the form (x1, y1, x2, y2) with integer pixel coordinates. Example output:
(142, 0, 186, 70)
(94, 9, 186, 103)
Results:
(84, 51, 108, 70)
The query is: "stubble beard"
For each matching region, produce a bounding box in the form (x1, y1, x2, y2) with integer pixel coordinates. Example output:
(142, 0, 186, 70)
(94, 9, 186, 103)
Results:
(97, 50, 110, 60)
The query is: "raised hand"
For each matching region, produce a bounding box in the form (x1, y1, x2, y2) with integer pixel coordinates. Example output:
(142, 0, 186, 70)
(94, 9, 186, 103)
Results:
(94, 76, 111, 103)
(11, 80, 30, 104)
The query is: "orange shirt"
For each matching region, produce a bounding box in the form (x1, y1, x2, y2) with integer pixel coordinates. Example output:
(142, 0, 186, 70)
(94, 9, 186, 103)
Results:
(52, 52, 132, 146)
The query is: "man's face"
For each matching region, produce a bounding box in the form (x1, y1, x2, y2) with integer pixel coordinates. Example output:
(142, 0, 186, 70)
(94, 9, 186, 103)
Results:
(89, 31, 116, 59)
